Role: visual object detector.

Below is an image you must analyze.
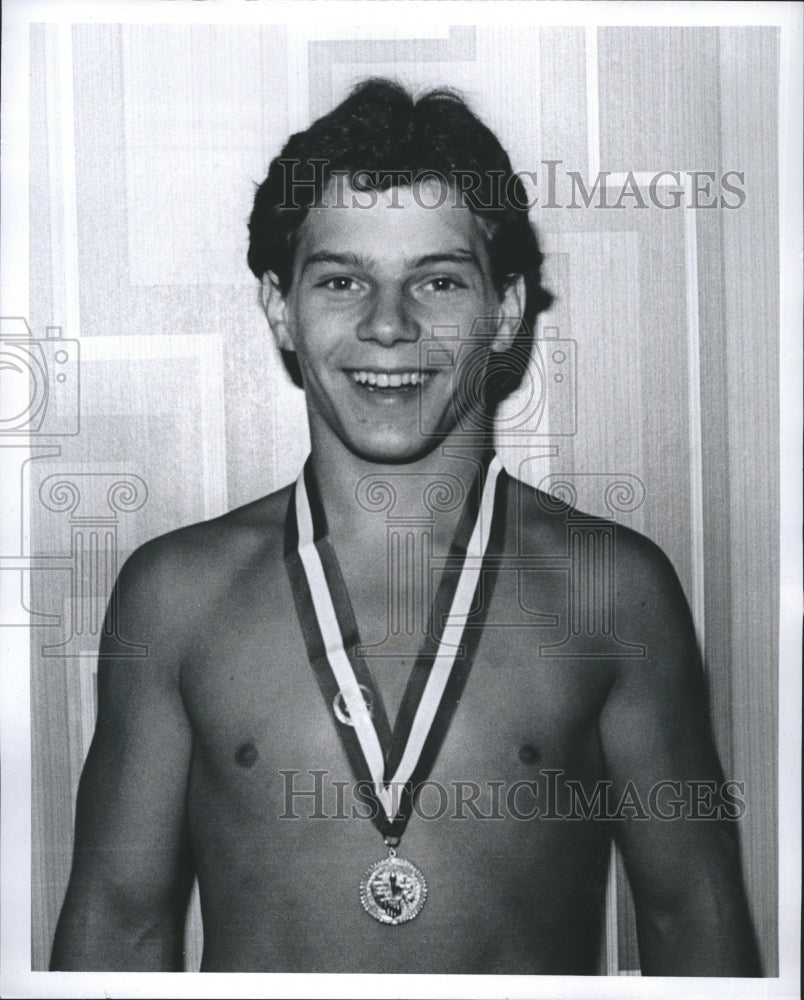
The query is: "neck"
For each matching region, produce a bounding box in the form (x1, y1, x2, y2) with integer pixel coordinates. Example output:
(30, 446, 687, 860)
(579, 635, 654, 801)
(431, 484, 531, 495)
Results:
(307, 428, 495, 546)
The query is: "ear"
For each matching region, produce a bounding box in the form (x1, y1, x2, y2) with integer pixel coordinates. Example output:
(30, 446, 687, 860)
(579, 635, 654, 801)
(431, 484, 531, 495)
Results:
(261, 271, 295, 352)
(491, 275, 525, 353)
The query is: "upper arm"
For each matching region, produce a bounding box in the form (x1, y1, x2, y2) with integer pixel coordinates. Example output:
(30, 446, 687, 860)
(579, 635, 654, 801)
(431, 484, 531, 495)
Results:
(51, 538, 196, 969)
(598, 531, 758, 971)
(600, 534, 719, 801)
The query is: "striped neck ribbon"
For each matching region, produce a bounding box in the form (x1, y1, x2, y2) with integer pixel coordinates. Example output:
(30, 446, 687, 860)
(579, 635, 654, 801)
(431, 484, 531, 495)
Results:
(284, 454, 507, 841)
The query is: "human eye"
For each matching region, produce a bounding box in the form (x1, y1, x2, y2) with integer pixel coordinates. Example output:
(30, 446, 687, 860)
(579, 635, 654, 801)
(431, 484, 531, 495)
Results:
(317, 275, 363, 293)
(420, 275, 468, 294)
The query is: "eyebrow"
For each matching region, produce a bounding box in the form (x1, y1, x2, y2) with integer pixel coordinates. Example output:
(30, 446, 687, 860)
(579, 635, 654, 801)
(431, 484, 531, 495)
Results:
(406, 250, 482, 271)
(301, 251, 369, 272)
(300, 249, 483, 274)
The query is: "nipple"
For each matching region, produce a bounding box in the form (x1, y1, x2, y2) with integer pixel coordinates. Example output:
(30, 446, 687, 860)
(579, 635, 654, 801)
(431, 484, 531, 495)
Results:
(235, 742, 259, 768)
(518, 743, 541, 765)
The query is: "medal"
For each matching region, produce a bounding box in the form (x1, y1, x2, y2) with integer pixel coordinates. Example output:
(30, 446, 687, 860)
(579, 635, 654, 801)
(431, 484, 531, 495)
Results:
(360, 849, 427, 925)
(285, 454, 506, 923)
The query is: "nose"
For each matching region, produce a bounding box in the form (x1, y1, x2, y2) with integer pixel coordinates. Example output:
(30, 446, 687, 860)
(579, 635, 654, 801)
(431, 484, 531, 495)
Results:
(357, 287, 420, 346)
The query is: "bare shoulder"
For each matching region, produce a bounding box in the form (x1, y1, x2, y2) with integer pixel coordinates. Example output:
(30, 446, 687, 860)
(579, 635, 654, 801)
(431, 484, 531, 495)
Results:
(111, 483, 294, 649)
(513, 477, 713, 772)
(519, 478, 708, 764)
(512, 475, 693, 647)
(509, 480, 686, 613)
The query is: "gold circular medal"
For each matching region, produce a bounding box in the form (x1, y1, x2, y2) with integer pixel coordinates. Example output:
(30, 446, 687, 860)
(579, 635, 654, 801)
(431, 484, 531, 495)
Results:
(359, 855, 427, 925)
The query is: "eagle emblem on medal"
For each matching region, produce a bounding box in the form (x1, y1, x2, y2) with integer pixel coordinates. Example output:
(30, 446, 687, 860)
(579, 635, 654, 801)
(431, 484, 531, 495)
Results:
(359, 855, 427, 925)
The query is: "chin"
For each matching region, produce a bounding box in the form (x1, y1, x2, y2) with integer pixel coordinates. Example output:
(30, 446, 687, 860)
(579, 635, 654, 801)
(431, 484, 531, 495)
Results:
(344, 431, 449, 466)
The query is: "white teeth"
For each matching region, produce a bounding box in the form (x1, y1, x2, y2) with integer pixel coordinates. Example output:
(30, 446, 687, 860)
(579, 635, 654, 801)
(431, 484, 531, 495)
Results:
(350, 370, 429, 388)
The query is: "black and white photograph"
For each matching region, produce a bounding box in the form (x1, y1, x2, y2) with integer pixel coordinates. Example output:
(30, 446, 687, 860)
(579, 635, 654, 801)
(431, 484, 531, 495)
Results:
(1, 1, 800, 997)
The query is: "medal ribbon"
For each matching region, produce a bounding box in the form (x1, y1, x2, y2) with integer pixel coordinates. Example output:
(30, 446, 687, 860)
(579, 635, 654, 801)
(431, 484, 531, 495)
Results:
(285, 455, 506, 838)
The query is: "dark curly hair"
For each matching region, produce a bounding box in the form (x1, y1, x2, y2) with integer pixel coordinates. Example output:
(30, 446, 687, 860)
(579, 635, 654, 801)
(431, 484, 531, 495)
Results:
(248, 78, 552, 400)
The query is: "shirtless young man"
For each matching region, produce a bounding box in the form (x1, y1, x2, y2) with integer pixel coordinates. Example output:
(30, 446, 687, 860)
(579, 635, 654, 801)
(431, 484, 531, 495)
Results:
(51, 80, 759, 976)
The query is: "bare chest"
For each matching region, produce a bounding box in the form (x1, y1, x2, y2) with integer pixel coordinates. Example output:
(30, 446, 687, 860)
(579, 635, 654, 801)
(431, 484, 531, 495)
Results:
(181, 553, 615, 793)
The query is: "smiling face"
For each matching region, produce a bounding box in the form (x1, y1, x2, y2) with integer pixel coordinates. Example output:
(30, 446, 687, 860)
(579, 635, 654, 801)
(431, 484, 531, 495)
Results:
(264, 182, 523, 465)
